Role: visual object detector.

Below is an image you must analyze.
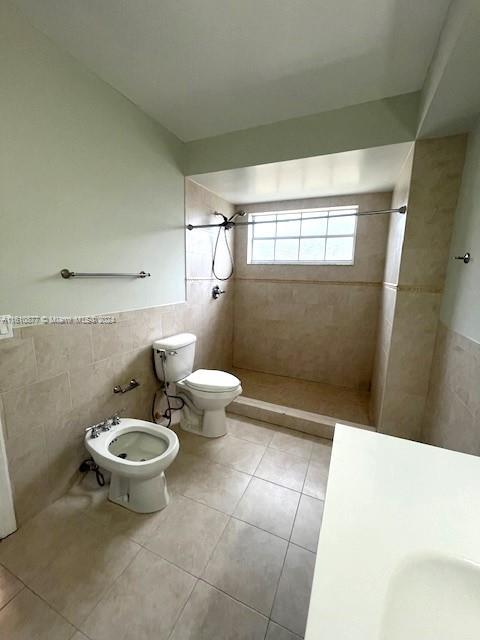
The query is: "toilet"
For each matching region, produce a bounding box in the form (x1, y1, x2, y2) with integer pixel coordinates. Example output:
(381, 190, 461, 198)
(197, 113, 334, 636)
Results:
(153, 333, 242, 437)
(85, 418, 179, 513)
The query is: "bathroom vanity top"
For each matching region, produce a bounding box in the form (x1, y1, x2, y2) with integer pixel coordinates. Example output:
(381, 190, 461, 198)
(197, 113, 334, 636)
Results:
(305, 425, 480, 640)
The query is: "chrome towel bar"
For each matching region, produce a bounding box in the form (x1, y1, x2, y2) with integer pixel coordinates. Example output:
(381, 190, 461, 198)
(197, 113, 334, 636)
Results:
(61, 269, 150, 279)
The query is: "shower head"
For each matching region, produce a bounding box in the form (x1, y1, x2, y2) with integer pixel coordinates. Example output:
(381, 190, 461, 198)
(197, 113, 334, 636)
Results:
(229, 210, 246, 222)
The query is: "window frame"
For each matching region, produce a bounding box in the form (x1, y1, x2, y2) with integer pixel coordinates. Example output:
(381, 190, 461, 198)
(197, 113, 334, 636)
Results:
(246, 205, 359, 266)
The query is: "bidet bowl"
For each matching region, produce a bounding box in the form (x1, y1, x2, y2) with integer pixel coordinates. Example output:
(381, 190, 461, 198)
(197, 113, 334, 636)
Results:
(85, 418, 179, 480)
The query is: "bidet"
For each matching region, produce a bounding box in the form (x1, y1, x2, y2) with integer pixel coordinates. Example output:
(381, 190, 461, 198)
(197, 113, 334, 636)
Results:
(85, 418, 179, 513)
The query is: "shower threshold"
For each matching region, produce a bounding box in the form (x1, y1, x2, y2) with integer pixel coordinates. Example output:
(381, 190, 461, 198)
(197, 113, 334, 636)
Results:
(229, 368, 374, 440)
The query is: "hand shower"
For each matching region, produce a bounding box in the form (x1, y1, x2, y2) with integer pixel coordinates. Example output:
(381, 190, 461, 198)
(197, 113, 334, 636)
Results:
(211, 210, 245, 280)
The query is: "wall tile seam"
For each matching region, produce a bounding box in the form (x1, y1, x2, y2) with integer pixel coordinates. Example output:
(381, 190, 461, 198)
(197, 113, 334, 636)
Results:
(435, 382, 476, 422)
(382, 282, 443, 294)
(66, 370, 74, 413)
(0, 344, 158, 402)
(0, 370, 70, 406)
(429, 325, 480, 415)
(421, 387, 477, 444)
(11, 308, 187, 333)
(443, 322, 480, 350)
(235, 278, 382, 287)
(186, 277, 227, 282)
(7, 421, 47, 456)
(0, 339, 38, 395)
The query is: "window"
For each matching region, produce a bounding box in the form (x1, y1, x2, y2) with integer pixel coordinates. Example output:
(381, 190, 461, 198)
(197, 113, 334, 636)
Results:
(247, 206, 358, 265)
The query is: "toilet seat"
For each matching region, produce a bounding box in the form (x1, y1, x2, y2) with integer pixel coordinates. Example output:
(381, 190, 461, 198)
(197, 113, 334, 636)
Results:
(183, 369, 241, 393)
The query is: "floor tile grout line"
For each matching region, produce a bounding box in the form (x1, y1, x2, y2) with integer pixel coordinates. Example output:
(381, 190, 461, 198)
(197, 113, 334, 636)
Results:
(76, 543, 144, 633)
(191, 507, 231, 580)
(199, 572, 273, 620)
(133, 497, 316, 564)
(226, 424, 277, 448)
(178, 423, 318, 470)
(0, 565, 26, 613)
(197, 577, 270, 623)
(141, 538, 272, 626)
(138, 505, 289, 623)
(166, 574, 199, 640)
(10, 581, 85, 636)
(170, 459, 312, 509)
(171, 446, 258, 479)
(289, 483, 305, 547)
(0, 559, 79, 632)
(267, 535, 290, 623)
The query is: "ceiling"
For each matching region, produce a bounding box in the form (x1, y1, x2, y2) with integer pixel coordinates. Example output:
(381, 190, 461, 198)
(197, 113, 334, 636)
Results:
(418, 0, 480, 138)
(190, 142, 413, 204)
(14, 0, 450, 141)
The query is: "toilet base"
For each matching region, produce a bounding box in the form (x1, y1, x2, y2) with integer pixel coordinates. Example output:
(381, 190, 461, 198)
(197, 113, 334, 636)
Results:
(108, 471, 169, 513)
(180, 403, 227, 438)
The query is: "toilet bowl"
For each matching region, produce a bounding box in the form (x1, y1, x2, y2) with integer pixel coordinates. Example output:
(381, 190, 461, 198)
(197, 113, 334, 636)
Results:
(153, 334, 242, 438)
(85, 418, 179, 513)
(177, 369, 242, 437)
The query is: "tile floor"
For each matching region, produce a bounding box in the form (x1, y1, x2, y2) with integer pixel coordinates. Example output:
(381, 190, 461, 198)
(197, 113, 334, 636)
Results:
(0, 415, 331, 640)
(233, 367, 370, 424)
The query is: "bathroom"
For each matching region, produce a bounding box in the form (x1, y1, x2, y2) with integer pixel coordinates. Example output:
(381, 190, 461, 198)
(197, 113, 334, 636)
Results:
(1, 0, 480, 638)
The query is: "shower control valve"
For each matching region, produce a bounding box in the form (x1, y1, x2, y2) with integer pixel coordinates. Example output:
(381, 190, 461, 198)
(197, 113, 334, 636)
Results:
(212, 285, 225, 300)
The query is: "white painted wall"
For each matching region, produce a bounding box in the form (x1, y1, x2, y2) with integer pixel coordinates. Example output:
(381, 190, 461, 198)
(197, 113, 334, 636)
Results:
(0, 0, 186, 317)
(441, 116, 480, 342)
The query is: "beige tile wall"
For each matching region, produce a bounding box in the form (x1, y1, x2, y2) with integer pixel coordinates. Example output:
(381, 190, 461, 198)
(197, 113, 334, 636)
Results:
(233, 192, 391, 389)
(373, 135, 468, 439)
(423, 322, 480, 455)
(0, 179, 234, 525)
(370, 148, 413, 424)
(370, 284, 397, 425)
(235, 193, 392, 283)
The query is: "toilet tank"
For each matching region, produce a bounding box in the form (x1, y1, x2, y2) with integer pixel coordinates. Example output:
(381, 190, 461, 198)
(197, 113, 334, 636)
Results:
(153, 333, 196, 383)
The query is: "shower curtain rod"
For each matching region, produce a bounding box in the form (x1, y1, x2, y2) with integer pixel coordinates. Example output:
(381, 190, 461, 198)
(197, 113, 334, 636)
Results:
(186, 205, 406, 230)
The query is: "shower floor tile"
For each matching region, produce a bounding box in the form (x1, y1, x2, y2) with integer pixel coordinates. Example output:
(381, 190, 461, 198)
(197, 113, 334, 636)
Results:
(232, 367, 371, 425)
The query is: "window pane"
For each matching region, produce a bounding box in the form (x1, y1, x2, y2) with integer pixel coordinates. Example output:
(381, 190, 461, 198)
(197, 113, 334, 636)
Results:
(325, 236, 354, 261)
(327, 210, 356, 235)
(299, 237, 326, 261)
(301, 212, 327, 236)
(253, 215, 276, 238)
(276, 213, 301, 237)
(275, 238, 299, 261)
(252, 239, 275, 261)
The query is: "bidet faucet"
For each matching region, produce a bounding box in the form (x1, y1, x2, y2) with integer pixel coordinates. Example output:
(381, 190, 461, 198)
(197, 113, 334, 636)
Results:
(85, 417, 114, 439)
(85, 423, 105, 439)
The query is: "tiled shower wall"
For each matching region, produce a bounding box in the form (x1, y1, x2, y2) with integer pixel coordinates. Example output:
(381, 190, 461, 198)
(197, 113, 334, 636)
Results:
(233, 192, 391, 390)
(370, 147, 413, 425)
(0, 179, 234, 524)
(422, 119, 480, 455)
(423, 323, 480, 453)
(371, 135, 467, 439)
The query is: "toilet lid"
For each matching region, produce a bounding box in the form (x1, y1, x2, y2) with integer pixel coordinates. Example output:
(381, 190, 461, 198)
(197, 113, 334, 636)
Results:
(184, 369, 241, 393)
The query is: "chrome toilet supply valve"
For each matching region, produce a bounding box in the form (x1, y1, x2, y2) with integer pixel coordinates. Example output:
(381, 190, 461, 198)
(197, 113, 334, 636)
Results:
(454, 252, 471, 264)
(212, 285, 225, 300)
